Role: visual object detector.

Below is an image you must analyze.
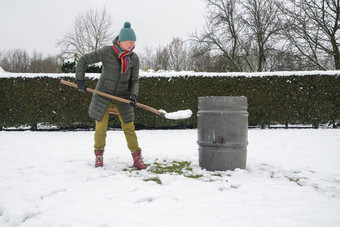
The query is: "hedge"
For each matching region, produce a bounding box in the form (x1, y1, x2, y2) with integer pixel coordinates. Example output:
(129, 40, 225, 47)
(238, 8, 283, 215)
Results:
(0, 74, 339, 130)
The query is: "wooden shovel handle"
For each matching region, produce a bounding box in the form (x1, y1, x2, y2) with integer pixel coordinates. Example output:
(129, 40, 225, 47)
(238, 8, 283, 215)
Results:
(60, 79, 162, 116)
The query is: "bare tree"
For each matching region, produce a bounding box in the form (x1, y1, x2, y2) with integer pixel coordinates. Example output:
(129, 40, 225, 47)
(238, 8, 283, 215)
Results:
(191, 0, 244, 72)
(30, 51, 44, 73)
(140, 38, 188, 72)
(139, 45, 170, 71)
(139, 46, 155, 70)
(154, 46, 170, 71)
(241, 0, 284, 71)
(30, 51, 60, 73)
(0, 49, 60, 73)
(0, 49, 30, 72)
(191, 0, 314, 72)
(189, 45, 213, 72)
(57, 7, 114, 59)
(167, 37, 188, 71)
(280, 0, 340, 70)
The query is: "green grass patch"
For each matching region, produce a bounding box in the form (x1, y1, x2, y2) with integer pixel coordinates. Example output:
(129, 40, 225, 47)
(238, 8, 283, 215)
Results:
(148, 160, 203, 179)
(122, 160, 205, 180)
(143, 177, 162, 185)
(149, 161, 191, 174)
(123, 160, 229, 182)
(287, 177, 303, 186)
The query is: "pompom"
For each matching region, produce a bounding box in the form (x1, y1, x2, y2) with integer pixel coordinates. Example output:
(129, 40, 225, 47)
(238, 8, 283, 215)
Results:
(124, 22, 131, 28)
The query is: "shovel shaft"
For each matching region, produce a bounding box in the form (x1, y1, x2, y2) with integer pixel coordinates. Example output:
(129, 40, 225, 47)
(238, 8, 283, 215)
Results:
(60, 79, 162, 116)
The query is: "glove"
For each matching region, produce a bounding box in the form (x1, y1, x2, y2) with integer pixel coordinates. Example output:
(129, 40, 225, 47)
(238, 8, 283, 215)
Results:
(129, 94, 137, 107)
(77, 80, 87, 92)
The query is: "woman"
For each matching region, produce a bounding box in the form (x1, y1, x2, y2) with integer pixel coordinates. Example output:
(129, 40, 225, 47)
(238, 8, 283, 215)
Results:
(75, 22, 146, 170)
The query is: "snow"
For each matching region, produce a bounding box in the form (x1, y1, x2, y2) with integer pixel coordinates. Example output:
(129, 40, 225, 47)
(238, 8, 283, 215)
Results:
(160, 109, 193, 120)
(0, 129, 339, 227)
(0, 67, 5, 73)
(1, 70, 340, 79)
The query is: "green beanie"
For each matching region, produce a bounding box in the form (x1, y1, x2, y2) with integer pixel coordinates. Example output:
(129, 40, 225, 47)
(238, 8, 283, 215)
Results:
(119, 22, 136, 42)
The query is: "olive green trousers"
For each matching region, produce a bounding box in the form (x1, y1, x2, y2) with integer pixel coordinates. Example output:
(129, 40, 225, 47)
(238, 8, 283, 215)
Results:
(94, 101, 141, 152)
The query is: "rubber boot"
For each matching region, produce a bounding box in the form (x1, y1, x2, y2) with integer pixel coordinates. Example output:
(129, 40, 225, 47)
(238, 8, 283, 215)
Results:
(132, 150, 147, 170)
(94, 150, 104, 168)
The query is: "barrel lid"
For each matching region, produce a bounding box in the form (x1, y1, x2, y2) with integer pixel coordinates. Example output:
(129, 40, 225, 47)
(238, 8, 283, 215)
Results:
(198, 96, 248, 110)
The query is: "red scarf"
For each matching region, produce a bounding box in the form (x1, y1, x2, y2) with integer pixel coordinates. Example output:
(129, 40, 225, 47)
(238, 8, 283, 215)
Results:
(113, 44, 133, 74)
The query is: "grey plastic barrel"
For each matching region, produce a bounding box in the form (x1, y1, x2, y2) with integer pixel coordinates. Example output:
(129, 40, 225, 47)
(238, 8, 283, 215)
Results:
(197, 96, 248, 171)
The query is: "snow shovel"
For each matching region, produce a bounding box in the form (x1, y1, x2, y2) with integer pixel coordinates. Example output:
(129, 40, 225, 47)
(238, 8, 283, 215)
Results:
(60, 80, 192, 120)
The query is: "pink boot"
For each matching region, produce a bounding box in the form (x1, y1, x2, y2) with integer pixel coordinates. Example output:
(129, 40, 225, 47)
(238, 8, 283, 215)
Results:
(132, 150, 147, 170)
(94, 150, 104, 168)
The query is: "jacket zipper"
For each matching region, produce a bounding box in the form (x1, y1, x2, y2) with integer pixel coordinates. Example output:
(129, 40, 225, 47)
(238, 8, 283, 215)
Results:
(113, 71, 121, 96)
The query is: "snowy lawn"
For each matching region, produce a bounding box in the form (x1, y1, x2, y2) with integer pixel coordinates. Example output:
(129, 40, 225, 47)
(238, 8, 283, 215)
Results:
(0, 129, 339, 227)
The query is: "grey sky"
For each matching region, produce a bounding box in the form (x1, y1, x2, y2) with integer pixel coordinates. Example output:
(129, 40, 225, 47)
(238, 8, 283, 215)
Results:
(0, 0, 206, 56)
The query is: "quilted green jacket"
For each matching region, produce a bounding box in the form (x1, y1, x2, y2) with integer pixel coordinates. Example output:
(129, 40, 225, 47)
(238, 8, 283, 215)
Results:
(75, 39, 139, 123)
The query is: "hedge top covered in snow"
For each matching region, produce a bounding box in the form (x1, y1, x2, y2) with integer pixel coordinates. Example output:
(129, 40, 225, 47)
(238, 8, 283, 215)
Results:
(0, 70, 340, 79)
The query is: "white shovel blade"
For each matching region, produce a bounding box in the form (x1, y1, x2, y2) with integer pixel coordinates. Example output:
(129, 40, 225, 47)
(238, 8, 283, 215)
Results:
(159, 109, 193, 120)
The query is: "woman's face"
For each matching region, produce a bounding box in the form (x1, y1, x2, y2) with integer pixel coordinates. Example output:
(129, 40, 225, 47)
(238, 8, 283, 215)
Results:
(118, 40, 135, 51)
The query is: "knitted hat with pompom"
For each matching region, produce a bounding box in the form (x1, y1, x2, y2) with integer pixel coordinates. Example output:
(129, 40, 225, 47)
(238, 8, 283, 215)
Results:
(119, 22, 136, 42)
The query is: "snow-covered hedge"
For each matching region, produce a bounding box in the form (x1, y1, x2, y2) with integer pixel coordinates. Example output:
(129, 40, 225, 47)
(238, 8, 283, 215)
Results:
(0, 71, 339, 129)
(1, 69, 340, 79)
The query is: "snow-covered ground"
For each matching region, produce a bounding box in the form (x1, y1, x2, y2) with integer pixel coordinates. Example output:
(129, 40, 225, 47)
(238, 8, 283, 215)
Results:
(0, 129, 339, 227)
